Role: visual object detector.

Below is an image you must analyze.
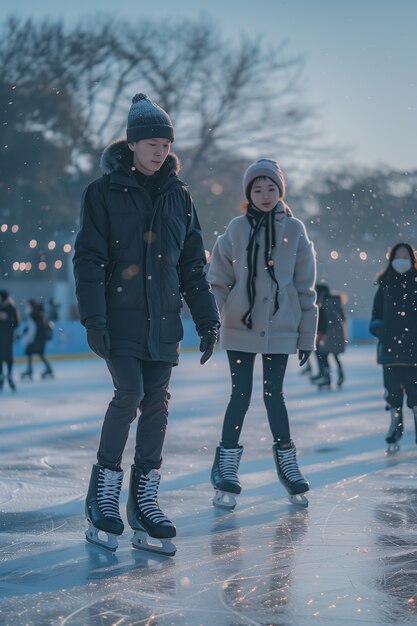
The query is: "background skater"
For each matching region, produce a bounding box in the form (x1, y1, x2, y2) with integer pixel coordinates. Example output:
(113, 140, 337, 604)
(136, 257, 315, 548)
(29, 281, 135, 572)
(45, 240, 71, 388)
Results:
(369, 242, 417, 454)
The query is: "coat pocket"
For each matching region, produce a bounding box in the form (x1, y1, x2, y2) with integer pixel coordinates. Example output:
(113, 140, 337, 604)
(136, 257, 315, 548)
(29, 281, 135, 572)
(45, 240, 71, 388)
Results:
(107, 261, 145, 308)
(160, 313, 184, 343)
(275, 285, 302, 333)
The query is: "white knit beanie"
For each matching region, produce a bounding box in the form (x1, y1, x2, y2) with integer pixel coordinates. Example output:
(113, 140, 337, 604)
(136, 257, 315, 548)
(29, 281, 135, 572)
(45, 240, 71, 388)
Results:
(243, 158, 285, 201)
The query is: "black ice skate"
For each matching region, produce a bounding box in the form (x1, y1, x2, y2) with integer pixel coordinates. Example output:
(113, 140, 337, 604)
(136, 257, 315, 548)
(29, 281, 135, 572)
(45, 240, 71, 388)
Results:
(211, 444, 243, 509)
(315, 367, 331, 391)
(336, 368, 345, 389)
(127, 466, 176, 557)
(273, 440, 309, 507)
(385, 407, 403, 455)
(85, 464, 124, 552)
(41, 369, 54, 379)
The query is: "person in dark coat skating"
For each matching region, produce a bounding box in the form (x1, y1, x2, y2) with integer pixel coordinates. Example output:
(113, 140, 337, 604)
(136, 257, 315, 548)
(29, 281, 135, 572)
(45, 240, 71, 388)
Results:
(0, 290, 20, 391)
(73, 93, 220, 554)
(313, 284, 347, 390)
(369, 242, 417, 454)
(20, 299, 54, 380)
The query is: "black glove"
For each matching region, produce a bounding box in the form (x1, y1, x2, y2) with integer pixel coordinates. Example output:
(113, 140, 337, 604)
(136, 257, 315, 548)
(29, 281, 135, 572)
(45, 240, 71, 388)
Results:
(298, 350, 311, 367)
(369, 319, 381, 338)
(86, 317, 111, 360)
(199, 325, 218, 365)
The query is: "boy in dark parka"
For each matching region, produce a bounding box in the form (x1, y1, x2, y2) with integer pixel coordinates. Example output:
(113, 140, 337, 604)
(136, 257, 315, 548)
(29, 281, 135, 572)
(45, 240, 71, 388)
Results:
(73, 93, 220, 554)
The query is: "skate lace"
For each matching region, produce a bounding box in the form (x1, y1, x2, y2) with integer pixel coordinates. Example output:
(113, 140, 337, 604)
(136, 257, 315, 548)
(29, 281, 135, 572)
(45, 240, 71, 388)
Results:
(278, 447, 304, 484)
(137, 470, 172, 525)
(97, 468, 123, 520)
(219, 447, 243, 483)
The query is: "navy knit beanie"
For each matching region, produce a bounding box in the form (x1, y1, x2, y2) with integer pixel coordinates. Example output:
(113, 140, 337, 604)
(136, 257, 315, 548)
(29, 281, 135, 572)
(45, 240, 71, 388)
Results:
(127, 94, 174, 143)
(243, 158, 285, 201)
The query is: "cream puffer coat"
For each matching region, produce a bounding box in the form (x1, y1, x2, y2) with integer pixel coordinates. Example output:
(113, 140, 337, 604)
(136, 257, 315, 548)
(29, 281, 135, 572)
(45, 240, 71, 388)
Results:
(207, 211, 317, 354)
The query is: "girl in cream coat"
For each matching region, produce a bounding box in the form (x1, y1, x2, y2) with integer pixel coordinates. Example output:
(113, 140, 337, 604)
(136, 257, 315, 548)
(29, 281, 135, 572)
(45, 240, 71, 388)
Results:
(207, 158, 317, 508)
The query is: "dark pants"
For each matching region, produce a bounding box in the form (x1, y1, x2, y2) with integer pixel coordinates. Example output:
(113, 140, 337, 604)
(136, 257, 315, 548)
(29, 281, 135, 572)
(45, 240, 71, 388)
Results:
(383, 365, 417, 409)
(0, 359, 13, 377)
(25, 353, 52, 374)
(221, 351, 290, 446)
(97, 356, 173, 471)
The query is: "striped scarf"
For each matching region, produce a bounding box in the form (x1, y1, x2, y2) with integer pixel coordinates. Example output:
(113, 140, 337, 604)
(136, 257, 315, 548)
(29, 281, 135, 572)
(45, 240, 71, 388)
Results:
(241, 203, 284, 329)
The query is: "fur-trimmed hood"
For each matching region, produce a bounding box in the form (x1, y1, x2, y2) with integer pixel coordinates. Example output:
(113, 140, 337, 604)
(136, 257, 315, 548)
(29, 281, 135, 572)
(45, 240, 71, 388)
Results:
(100, 138, 181, 178)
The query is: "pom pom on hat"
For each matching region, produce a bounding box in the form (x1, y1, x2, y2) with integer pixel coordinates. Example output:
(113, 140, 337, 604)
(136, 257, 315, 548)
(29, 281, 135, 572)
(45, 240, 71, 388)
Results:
(243, 158, 285, 201)
(127, 93, 174, 143)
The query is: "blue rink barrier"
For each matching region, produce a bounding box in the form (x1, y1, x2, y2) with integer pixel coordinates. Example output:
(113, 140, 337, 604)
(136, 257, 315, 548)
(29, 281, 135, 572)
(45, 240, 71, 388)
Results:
(14, 318, 202, 358)
(13, 317, 374, 358)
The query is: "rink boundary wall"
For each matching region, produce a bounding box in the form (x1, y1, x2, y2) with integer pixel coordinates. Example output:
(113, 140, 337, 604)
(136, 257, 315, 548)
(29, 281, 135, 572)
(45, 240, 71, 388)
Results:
(13, 318, 374, 360)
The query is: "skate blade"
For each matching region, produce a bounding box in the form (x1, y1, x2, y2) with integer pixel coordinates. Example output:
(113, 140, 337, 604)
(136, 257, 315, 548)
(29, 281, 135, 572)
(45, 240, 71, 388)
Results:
(288, 493, 309, 507)
(131, 530, 176, 557)
(85, 524, 119, 552)
(386, 443, 400, 455)
(213, 490, 237, 509)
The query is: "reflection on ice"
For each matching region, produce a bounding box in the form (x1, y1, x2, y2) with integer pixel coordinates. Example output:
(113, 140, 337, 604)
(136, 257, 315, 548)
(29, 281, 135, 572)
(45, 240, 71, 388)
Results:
(375, 484, 417, 624)
(218, 510, 308, 621)
(1, 346, 417, 625)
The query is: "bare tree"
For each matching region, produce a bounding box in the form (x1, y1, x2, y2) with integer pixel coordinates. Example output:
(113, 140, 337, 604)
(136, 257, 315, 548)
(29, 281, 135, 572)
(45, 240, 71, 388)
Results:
(0, 14, 320, 245)
(105, 19, 318, 178)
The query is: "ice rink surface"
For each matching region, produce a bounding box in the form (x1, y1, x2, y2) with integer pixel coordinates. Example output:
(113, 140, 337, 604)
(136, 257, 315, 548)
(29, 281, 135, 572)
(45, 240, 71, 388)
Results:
(1, 345, 417, 626)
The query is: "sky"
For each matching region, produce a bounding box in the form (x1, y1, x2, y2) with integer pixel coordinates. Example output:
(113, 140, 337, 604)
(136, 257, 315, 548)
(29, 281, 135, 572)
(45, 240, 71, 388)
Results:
(8, 0, 417, 173)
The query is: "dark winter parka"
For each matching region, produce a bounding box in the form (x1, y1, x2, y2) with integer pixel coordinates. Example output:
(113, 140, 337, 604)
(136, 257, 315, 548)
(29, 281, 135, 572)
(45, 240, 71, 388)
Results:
(22, 310, 49, 357)
(0, 300, 19, 361)
(73, 140, 219, 364)
(317, 294, 346, 354)
(369, 269, 417, 365)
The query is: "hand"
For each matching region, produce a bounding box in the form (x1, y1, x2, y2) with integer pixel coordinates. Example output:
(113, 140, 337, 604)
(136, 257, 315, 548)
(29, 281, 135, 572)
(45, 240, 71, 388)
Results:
(369, 319, 381, 338)
(199, 325, 218, 365)
(86, 326, 111, 360)
(298, 350, 311, 367)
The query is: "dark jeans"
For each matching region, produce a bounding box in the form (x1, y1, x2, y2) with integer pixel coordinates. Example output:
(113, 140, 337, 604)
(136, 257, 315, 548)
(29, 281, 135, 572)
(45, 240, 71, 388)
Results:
(25, 353, 53, 374)
(221, 351, 290, 446)
(97, 356, 172, 471)
(383, 365, 417, 409)
(0, 359, 13, 377)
